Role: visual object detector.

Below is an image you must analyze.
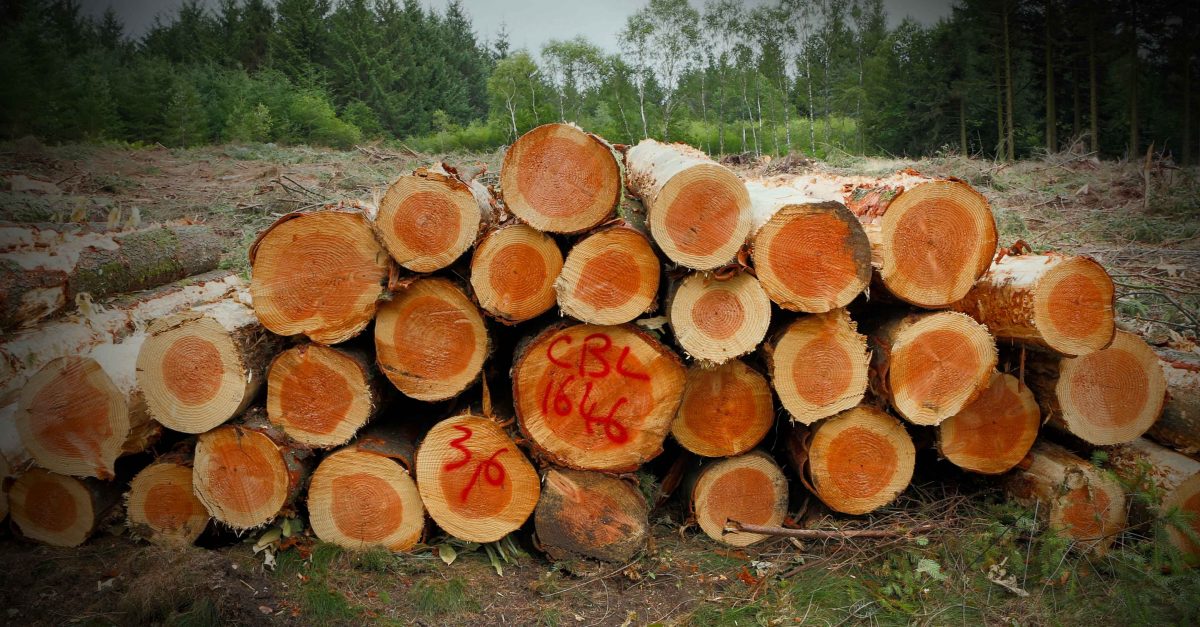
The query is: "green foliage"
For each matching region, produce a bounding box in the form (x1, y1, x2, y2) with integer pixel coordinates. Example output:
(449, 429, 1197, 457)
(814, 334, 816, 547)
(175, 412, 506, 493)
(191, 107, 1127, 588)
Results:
(225, 102, 273, 143)
(409, 577, 478, 616)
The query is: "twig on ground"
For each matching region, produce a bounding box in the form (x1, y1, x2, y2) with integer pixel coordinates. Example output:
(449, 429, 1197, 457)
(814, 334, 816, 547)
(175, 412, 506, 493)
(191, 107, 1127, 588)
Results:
(724, 520, 936, 540)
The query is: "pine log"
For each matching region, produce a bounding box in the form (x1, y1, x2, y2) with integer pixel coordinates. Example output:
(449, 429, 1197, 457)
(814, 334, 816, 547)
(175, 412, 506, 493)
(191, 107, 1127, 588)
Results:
(937, 371, 1040, 474)
(308, 423, 425, 551)
(16, 335, 160, 479)
(950, 254, 1115, 356)
(374, 164, 494, 272)
(470, 224, 564, 324)
(9, 468, 122, 547)
(869, 311, 997, 426)
(1146, 349, 1200, 455)
(500, 123, 622, 234)
(625, 139, 752, 270)
(512, 322, 686, 472)
(1108, 438, 1200, 562)
(266, 344, 383, 448)
(1004, 441, 1127, 554)
(555, 223, 661, 325)
(415, 414, 540, 543)
(801, 405, 916, 515)
(126, 447, 210, 547)
(192, 411, 314, 531)
(0, 269, 242, 407)
(670, 359, 774, 457)
(375, 277, 489, 402)
(534, 467, 650, 562)
(688, 451, 788, 547)
(137, 299, 282, 434)
(0, 224, 223, 330)
(745, 182, 872, 312)
(249, 209, 390, 345)
(1025, 330, 1166, 445)
(765, 309, 869, 425)
(669, 271, 771, 364)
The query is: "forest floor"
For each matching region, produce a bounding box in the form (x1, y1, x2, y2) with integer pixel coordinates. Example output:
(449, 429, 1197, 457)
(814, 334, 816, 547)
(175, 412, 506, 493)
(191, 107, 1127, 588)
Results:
(0, 139, 1198, 626)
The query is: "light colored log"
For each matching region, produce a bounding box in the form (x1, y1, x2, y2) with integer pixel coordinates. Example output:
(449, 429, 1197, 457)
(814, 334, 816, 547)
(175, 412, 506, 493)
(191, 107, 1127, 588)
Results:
(937, 371, 1040, 474)
(470, 224, 563, 324)
(765, 309, 869, 425)
(668, 271, 771, 364)
(670, 359, 774, 457)
(374, 164, 494, 272)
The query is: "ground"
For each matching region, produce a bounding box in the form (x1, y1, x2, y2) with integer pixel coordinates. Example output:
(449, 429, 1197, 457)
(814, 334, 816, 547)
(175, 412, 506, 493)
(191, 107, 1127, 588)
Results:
(0, 140, 1198, 626)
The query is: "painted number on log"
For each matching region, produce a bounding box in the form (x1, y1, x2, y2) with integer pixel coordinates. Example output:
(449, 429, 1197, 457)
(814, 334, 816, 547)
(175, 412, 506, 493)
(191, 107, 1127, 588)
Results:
(540, 332, 649, 444)
(442, 425, 508, 502)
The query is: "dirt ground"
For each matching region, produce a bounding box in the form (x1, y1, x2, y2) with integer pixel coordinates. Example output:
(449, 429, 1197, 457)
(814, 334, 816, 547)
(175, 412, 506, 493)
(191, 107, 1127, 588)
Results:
(1, 140, 1198, 626)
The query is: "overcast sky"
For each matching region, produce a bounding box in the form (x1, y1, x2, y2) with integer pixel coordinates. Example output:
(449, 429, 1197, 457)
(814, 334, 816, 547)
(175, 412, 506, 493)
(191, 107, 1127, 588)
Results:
(82, 0, 954, 54)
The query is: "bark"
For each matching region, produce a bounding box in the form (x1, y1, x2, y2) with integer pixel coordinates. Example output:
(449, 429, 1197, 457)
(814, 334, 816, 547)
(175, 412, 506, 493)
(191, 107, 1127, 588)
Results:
(667, 270, 771, 364)
(535, 467, 649, 562)
(267, 344, 384, 448)
(1107, 438, 1200, 562)
(9, 468, 123, 547)
(469, 224, 563, 324)
(1145, 348, 1200, 455)
(374, 163, 495, 272)
(688, 450, 788, 547)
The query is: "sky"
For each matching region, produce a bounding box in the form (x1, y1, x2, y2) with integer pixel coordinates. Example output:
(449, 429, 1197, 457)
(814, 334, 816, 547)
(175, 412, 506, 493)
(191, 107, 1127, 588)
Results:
(81, 0, 954, 54)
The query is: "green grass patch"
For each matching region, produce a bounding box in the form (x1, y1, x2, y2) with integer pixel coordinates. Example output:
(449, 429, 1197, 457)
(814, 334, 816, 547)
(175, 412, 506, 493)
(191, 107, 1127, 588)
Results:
(409, 576, 478, 617)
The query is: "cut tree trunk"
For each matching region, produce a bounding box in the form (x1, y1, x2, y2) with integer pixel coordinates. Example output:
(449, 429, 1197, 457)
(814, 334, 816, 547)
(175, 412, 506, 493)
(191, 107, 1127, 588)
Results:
(625, 139, 752, 270)
(250, 209, 390, 345)
(1146, 348, 1200, 455)
(744, 181, 872, 313)
(950, 253, 1115, 356)
(670, 359, 774, 457)
(415, 413, 540, 543)
(470, 224, 564, 324)
(307, 423, 425, 551)
(375, 277, 489, 402)
(0, 269, 242, 407)
(535, 467, 650, 563)
(137, 299, 283, 434)
(1108, 438, 1200, 563)
(126, 446, 210, 547)
(266, 344, 383, 448)
(500, 123, 622, 234)
(1025, 330, 1167, 445)
(869, 311, 997, 426)
(0, 224, 223, 331)
(1004, 441, 1127, 555)
(800, 405, 916, 515)
(512, 322, 686, 472)
(765, 309, 869, 425)
(555, 222, 660, 325)
(937, 371, 1040, 474)
(668, 271, 771, 364)
(16, 335, 160, 479)
(9, 468, 122, 547)
(688, 450, 788, 547)
(374, 164, 494, 272)
(192, 411, 314, 531)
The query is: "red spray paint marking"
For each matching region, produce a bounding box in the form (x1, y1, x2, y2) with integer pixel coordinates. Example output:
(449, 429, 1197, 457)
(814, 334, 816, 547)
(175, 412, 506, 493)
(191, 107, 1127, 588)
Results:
(539, 331, 648, 443)
(442, 425, 508, 502)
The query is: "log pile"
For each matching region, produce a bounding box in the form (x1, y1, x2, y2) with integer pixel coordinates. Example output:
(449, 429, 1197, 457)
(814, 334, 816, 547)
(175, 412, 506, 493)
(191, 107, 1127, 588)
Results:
(3, 121, 1192, 569)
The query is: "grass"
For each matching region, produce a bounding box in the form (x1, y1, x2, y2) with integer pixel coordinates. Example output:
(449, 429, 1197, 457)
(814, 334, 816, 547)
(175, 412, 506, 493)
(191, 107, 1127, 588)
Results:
(409, 577, 478, 617)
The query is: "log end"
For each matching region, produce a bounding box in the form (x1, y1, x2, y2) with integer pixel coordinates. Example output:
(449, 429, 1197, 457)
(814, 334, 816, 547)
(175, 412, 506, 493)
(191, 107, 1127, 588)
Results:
(470, 224, 563, 324)
(938, 372, 1040, 475)
(1055, 330, 1166, 445)
(267, 345, 377, 448)
(753, 202, 872, 312)
(1033, 256, 1116, 356)
(888, 312, 997, 426)
(535, 468, 649, 563)
(808, 406, 916, 515)
(556, 226, 660, 325)
(308, 447, 424, 551)
(692, 451, 788, 547)
(769, 309, 869, 425)
(671, 359, 773, 457)
(127, 462, 210, 547)
(10, 469, 97, 547)
(376, 169, 483, 272)
(670, 272, 771, 364)
(193, 426, 291, 531)
(1163, 472, 1200, 562)
(649, 163, 752, 270)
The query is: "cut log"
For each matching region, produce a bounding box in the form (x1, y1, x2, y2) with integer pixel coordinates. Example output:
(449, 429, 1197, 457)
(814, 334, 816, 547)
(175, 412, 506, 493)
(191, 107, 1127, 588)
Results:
(266, 344, 382, 448)
(192, 413, 313, 531)
(1108, 438, 1200, 562)
(555, 223, 661, 325)
(415, 414, 540, 543)
(803, 405, 916, 515)
(670, 359, 774, 457)
(745, 182, 872, 312)
(0, 224, 223, 330)
(625, 139, 752, 270)
(375, 277, 489, 402)
(1004, 441, 1127, 554)
(136, 299, 281, 434)
(9, 468, 121, 547)
(250, 210, 390, 345)
(950, 254, 1115, 356)
(870, 311, 997, 426)
(512, 322, 686, 472)
(766, 309, 869, 425)
(1146, 349, 1200, 455)
(1026, 330, 1167, 445)
(500, 123, 622, 234)
(937, 371, 1040, 474)
(0, 269, 242, 406)
(126, 450, 210, 547)
(688, 451, 788, 547)
(374, 164, 493, 272)
(669, 271, 771, 364)
(535, 467, 650, 563)
(308, 424, 424, 551)
(16, 336, 160, 479)
(469, 224, 564, 324)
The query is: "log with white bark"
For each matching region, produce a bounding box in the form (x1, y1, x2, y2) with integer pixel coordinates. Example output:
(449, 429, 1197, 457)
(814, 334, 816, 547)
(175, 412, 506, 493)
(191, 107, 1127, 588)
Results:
(126, 445, 211, 547)
(799, 405, 916, 515)
(1146, 348, 1200, 455)
(688, 450, 788, 547)
(266, 344, 383, 448)
(555, 221, 661, 325)
(670, 359, 774, 458)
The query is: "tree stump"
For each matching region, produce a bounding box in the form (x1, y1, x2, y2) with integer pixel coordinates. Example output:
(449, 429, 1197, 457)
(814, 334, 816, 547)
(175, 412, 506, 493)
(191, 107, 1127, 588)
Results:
(669, 271, 771, 364)
(266, 344, 382, 448)
(689, 451, 789, 547)
(470, 224, 563, 324)
(937, 372, 1040, 474)
(670, 359, 774, 457)
(766, 309, 870, 425)
(535, 468, 650, 562)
